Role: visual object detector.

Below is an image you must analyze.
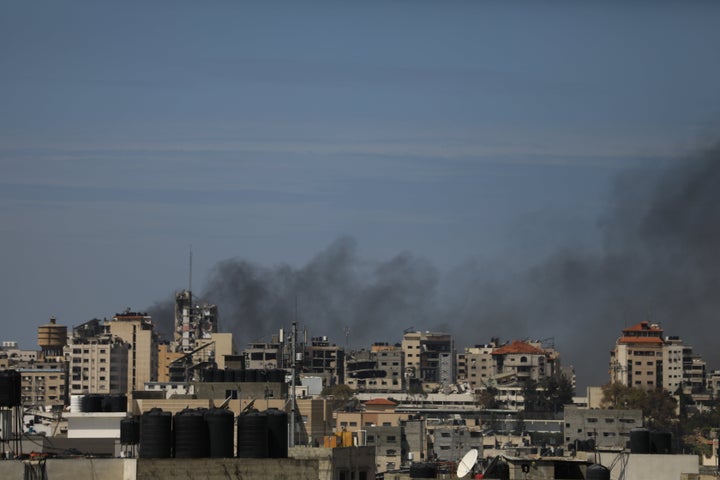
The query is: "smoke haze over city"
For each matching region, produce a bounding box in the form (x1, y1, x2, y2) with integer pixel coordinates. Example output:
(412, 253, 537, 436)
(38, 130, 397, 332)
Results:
(148, 144, 720, 387)
(3, 2, 720, 390)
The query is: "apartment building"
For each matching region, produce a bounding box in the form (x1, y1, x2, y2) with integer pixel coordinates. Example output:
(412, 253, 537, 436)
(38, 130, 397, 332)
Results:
(245, 338, 283, 370)
(108, 310, 159, 393)
(345, 343, 404, 393)
(610, 322, 707, 394)
(402, 331, 454, 389)
(65, 336, 129, 395)
(18, 363, 67, 410)
(457, 344, 496, 390)
(492, 340, 559, 385)
(610, 321, 665, 390)
(303, 336, 344, 386)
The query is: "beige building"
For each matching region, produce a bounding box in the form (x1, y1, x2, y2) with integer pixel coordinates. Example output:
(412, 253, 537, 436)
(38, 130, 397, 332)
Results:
(336, 398, 411, 432)
(156, 343, 184, 383)
(66, 336, 129, 395)
(402, 331, 454, 390)
(457, 344, 496, 390)
(345, 343, 404, 393)
(108, 311, 159, 393)
(610, 321, 664, 391)
(245, 338, 283, 370)
(491, 340, 559, 385)
(18, 362, 68, 410)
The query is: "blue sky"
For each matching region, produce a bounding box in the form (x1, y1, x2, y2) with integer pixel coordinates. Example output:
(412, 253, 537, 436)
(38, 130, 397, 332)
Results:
(2, 2, 720, 385)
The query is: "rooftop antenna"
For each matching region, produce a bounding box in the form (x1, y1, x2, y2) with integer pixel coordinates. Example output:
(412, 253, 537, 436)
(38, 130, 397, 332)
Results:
(189, 245, 193, 294)
(344, 326, 350, 348)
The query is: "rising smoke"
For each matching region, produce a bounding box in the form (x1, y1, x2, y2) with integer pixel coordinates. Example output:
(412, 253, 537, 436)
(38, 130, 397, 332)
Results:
(149, 143, 720, 388)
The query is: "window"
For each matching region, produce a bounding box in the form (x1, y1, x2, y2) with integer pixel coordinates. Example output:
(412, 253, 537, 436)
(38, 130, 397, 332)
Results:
(386, 436, 396, 442)
(587, 418, 598, 423)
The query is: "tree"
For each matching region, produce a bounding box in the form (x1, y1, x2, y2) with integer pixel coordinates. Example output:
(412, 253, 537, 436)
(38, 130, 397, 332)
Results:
(475, 386, 499, 409)
(321, 384, 356, 410)
(600, 382, 677, 430)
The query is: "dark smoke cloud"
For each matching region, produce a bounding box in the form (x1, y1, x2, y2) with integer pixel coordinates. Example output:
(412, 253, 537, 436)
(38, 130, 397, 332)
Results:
(148, 143, 720, 389)
(201, 237, 442, 346)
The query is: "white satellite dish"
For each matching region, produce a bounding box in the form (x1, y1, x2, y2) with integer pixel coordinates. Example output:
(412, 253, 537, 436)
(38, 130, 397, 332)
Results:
(457, 448, 479, 478)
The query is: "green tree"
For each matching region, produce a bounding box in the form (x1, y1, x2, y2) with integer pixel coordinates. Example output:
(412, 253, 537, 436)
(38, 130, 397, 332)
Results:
(600, 382, 677, 430)
(321, 384, 356, 410)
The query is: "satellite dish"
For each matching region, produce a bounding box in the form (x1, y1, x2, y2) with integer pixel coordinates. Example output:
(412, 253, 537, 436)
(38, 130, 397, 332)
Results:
(457, 448, 479, 478)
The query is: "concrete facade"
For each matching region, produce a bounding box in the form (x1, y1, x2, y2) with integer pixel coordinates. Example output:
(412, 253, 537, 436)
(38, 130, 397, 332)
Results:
(66, 337, 129, 395)
(0, 450, 376, 480)
(596, 452, 699, 480)
(563, 405, 642, 448)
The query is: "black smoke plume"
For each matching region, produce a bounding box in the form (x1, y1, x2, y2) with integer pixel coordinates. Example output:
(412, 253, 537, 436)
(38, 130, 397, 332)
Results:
(149, 142, 720, 388)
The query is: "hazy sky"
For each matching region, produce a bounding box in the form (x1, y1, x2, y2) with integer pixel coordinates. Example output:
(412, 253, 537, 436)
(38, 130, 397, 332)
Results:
(2, 2, 719, 387)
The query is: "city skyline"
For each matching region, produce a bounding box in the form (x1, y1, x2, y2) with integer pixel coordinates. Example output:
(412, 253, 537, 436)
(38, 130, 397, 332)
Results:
(2, 2, 720, 389)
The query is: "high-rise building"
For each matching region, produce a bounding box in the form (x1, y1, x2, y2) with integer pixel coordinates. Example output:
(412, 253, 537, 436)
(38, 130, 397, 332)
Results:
(609, 321, 707, 394)
(173, 290, 218, 353)
(108, 310, 159, 393)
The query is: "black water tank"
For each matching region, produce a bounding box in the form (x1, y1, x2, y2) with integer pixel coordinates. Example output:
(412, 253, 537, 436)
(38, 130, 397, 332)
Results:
(245, 369, 257, 383)
(205, 409, 235, 458)
(256, 370, 268, 383)
(586, 464, 611, 480)
(83, 394, 103, 413)
(494, 459, 510, 480)
(225, 369, 235, 382)
(266, 408, 288, 458)
(102, 395, 125, 412)
(174, 408, 209, 458)
(0, 370, 21, 407)
(120, 417, 140, 445)
(630, 428, 651, 454)
(409, 462, 437, 479)
(139, 408, 172, 458)
(237, 411, 268, 458)
(651, 431, 672, 454)
(268, 369, 285, 383)
(234, 369, 246, 382)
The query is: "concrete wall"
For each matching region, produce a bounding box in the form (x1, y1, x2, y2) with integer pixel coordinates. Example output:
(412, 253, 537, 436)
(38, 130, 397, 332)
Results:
(0, 448, 375, 480)
(0, 459, 135, 480)
(138, 458, 321, 480)
(597, 452, 699, 480)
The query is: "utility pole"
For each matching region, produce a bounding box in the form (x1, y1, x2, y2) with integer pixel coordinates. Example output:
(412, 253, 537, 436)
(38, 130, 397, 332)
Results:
(290, 321, 297, 448)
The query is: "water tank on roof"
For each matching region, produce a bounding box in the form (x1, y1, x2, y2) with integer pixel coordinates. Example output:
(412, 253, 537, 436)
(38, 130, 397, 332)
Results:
(174, 408, 209, 458)
(266, 408, 288, 458)
(268, 369, 285, 383)
(0, 370, 21, 407)
(409, 462, 437, 479)
(237, 411, 268, 458)
(139, 408, 172, 458)
(630, 428, 651, 454)
(586, 464, 611, 480)
(83, 394, 103, 413)
(120, 417, 140, 445)
(205, 409, 235, 458)
(651, 431, 672, 454)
